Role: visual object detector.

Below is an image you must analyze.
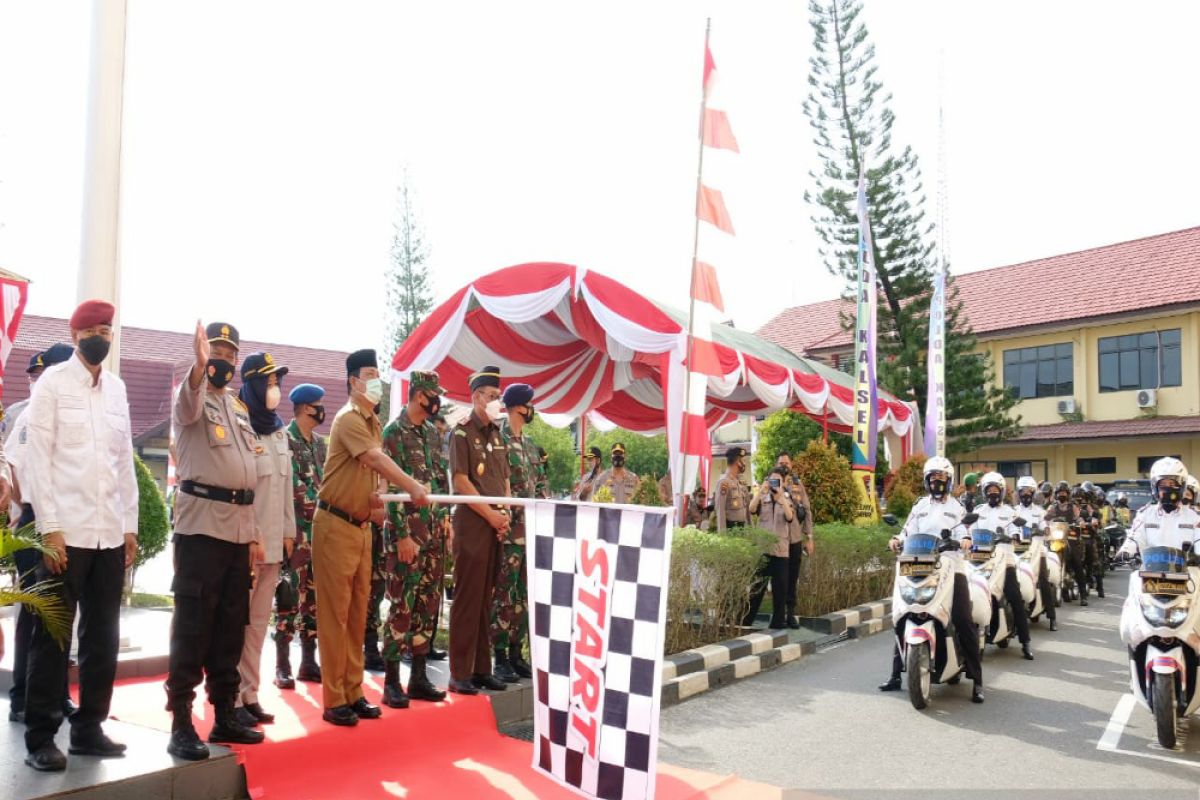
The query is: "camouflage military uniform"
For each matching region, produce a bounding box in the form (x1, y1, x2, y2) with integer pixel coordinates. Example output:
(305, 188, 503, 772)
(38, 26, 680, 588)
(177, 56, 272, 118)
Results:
(534, 448, 551, 499)
(380, 408, 450, 662)
(490, 420, 539, 652)
(274, 419, 326, 643)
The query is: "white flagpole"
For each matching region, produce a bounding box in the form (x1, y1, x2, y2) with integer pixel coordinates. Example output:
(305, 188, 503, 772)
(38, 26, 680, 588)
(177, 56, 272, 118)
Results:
(79, 0, 129, 376)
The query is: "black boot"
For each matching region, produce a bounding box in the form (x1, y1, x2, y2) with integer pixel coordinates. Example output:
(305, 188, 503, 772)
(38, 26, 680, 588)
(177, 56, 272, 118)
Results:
(408, 655, 447, 702)
(1022, 642, 1034, 661)
(1049, 618, 1058, 632)
(1096, 579, 1105, 599)
(878, 675, 902, 692)
(364, 639, 386, 673)
(509, 644, 532, 680)
(209, 704, 265, 745)
(494, 647, 519, 683)
(297, 636, 322, 683)
(971, 683, 985, 704)
(167, 705, 209, 761)
(274, 637, 295, 690)
(382, 661, 410, 709)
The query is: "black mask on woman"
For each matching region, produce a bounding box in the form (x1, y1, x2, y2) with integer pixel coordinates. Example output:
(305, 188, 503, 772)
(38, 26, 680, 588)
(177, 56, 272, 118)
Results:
(206, 358, 236, 389)
(78, 335, 110, 366)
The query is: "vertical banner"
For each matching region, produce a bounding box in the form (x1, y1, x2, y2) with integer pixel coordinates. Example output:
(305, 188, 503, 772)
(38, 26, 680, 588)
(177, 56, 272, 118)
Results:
(924, 268, 947, 458)
(0, 272, 30, 399)
(851, 166, 879, 522)
(527, 500, 674, 800)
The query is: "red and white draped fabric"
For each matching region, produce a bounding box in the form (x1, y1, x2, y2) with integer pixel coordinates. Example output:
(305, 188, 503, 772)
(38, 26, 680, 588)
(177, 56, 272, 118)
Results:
(679, 38, 740, 499)
(389, 264, 917, 491)
(0, 272, 29, 399)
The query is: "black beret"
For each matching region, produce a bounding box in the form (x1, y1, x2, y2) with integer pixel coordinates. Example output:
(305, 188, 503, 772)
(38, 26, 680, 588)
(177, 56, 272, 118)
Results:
(206, 322, 240, 349)
(346, 349, 378, 374)
(470, 366, 501, 391)
(725, 446, 745, 462)
(502, 383, 534, 408)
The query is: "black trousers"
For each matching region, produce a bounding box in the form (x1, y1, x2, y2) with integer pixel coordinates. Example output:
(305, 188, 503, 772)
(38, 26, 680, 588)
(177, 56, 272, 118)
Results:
(1065, 540, 1089, 601)
(1038, 554, 1056, 621)
(9, 504, 70, 713)
(25, 545, 124, 752)
(1002, 565, 1031, 644)
(1083, 537, 1104, 594)
(743, 554, 789, 627)
(786, 542, 804, 615)
(165, 534, 250, 710)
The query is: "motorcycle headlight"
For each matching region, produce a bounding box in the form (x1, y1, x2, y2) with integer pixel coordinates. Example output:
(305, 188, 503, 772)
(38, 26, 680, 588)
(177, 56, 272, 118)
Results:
(1141, 597, 1191, 628)
(915, 585, 936, 604)
(900, 583, 937, 605)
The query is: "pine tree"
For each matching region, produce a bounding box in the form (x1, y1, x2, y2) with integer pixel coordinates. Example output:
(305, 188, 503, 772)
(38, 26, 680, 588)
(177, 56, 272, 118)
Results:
(384, 172, 434, 356)
(803, 0, 1019, 456)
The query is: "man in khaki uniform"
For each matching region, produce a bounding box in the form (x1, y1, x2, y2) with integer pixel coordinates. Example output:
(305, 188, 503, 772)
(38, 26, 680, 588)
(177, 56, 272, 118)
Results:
(593, 442, 639, 503)
(715, 446, 751, 531)
(166, 322, 266, 760)
(311, 349, 429, 727)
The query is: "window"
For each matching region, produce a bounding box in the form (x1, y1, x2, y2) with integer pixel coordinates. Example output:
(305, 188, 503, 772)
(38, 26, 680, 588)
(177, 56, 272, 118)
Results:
(1002, 343, 1073, 399)
(1077, 457, 1117, 475)
(1098, 329, 1181, 392)
(1137, 455, 1182, 474)
(997, 461, 1033, 480)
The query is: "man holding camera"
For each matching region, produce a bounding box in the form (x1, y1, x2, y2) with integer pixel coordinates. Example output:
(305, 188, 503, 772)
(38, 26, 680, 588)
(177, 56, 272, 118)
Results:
(742, 466, 796, 629)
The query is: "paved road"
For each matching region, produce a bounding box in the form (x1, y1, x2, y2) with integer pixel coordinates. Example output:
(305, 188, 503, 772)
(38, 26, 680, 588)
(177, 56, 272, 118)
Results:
(659, 571, 1200, 800)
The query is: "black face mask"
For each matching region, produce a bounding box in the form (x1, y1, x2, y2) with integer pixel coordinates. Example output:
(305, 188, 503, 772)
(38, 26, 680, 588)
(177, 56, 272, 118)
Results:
(986, 492, 1002, 508)
(613, 455, 625, 468)
(1018, 493, 1034, 507)
(206, 358, 236, 389)
(1161, 487, 1181, 512)
(420, 396, 441, 417)
(928, 478, 948, 499)
(78, 335, 110, 366)
(1056, 493, 1070, 505)
(522, 408, 535, 424)
(309, 405, 326, 425)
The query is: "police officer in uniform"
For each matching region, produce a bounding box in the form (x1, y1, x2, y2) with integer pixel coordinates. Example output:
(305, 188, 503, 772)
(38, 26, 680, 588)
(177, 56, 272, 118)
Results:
(716, 446, 751, 531)
(448, 366, 511, 695)
(594, 443, 639, 503)
(491, 383, 538, 684)
(273, 383, 327, 688)
(572, 446, 603, 501)
(166, 321, 266, 760)
(1045, 481, 1088, 606)
(379, 371, 450, 708)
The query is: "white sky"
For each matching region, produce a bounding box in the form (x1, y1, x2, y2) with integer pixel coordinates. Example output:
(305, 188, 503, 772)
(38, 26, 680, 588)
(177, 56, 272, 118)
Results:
(1, 1, 1198, 356)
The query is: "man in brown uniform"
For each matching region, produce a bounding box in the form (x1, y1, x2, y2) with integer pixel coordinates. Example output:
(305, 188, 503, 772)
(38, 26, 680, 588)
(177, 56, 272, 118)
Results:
(311, 349, 429, 726)
(593, 442, 639, 503)
(166, 322, 266, 760)
(715, 446, 751, 531)
(448, 366, 511, 695)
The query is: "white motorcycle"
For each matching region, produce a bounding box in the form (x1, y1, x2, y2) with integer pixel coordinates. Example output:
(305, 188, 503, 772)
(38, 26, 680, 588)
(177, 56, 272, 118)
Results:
(970, 528, 1018, 651)
(1119, 543, 1200, 749)
(1014, 523, 1046, 622)
(888, 518, 990, 709)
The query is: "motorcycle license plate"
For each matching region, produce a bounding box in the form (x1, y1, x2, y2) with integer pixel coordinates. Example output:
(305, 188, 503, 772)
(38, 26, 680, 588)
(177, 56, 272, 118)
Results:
(1142, 577, 1189, 596)
(899, 562, 934, 577)
(970, 552, 991, 563)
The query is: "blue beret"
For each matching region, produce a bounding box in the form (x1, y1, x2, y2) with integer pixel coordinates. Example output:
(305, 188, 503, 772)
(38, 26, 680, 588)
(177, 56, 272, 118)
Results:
(289, 383, 325, 405)
(502, 383, 534, 408)
(42, 343, 76, 368)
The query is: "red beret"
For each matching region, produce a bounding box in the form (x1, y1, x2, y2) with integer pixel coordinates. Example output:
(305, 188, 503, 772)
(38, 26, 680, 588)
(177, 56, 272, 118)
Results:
(70, 299, 115, 330)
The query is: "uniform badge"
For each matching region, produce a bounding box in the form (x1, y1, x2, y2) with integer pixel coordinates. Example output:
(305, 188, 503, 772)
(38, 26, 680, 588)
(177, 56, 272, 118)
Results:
(216, 425, 226, 440)
(477, 462, 486, 476)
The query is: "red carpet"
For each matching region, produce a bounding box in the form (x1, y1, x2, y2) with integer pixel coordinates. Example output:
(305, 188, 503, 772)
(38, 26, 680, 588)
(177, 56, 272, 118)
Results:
(108, 675, 779, 799)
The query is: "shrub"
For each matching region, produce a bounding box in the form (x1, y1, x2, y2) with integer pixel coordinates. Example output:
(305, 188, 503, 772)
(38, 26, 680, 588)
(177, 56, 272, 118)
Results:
(794, 522, 895, 617)
(631, 475, 667, 507)
(665, 525, 774, 654)
(885, 483, 916, 519)
(131, 456, 170, 592)
(793, 439, 858, 524)
(884, 455, 924, 504)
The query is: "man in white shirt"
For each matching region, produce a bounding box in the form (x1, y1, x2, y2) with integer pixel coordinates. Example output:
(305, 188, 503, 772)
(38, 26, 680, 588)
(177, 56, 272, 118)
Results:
(22, 301, 139, 773)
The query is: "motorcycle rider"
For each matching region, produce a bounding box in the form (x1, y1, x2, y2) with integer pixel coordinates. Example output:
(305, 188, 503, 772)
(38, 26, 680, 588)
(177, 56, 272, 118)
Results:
(879, 456, 984, 703)
(1078, 483, 1105, 599)
(975, 473, 1034, 660)
(1182, 475, 1199, 508)
(1113, 492, 1132, 526)
(1046, 481, 1090, 606)
(1116, 458, 1200, 558)
(1015, 476, 1056, 632)
(1037, 481, 1054, 508)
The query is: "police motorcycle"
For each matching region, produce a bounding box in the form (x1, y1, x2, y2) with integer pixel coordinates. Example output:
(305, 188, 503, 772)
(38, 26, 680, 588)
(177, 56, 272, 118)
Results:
(887, 515, 990, 710)
(1118, 544, 1200, 749)
(970, 526, 1019, 651)
(1013, 520, 1047, 622)
(1045, 519, 1070, 604)
(1103, 518, 1128, 571)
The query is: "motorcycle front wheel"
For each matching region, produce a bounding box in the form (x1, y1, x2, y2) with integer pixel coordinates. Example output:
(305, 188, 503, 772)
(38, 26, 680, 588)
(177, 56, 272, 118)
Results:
(1153, 672, 1178, 750)
(907, 642, 931, 710)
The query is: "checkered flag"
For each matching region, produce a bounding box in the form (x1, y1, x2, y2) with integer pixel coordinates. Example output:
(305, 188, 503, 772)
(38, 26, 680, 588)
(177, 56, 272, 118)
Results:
(527, 501, 673, 800)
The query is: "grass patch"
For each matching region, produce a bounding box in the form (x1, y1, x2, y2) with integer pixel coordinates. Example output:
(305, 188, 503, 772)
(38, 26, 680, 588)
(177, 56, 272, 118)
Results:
(129, 592, 173, 608)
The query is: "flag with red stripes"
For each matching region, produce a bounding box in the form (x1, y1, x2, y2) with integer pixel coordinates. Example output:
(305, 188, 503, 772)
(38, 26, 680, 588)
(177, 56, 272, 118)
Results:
(0, 271, 30, 400)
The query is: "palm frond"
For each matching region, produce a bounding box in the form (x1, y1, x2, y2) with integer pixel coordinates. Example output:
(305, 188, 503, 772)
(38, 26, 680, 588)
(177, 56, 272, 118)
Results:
(0, 524, 58, 562)
(0, 583, 72, 648)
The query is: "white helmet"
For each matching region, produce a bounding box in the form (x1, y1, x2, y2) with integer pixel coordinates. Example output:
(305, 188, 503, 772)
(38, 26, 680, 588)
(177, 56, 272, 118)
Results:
(1016, 476, 1038, 492)
(980, 471, 1006, 491)
(1150, 457, 1188, 501)
(1186, 475, 1200, 501)
(922, 456, 954, 497)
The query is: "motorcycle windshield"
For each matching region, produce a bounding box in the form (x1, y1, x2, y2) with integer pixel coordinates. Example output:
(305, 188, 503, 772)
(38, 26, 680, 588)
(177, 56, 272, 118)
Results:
(971, 529, 995, 551)
(1142, 546, 1187, 574)
(901, 534, 940, 557)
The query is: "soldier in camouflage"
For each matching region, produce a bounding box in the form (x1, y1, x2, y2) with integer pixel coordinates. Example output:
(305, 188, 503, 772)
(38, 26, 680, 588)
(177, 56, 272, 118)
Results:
(273, 384, 328, 689)
(491, 383, 539, 683)
(363, 520, 388, 673)
(379, 371, 451, 707)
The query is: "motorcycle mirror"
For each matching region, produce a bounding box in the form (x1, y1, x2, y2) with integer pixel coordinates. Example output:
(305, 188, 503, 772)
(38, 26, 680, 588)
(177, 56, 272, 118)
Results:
(882, 514, 898, 526)
(1184, 541, 1193, 554)
(962, 512, 980, 526)
(940, 529, 952, 540)
(1013, 517, 1027, 528)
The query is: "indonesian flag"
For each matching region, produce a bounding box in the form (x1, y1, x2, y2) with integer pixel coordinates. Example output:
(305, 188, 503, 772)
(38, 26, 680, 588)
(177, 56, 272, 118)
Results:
(0, 269, 30, 400)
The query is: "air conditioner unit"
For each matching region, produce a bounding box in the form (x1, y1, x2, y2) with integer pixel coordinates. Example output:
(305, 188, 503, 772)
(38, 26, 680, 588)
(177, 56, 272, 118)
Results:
(1136, 389, 1158, 409)
(1057, 398, 1077, 415)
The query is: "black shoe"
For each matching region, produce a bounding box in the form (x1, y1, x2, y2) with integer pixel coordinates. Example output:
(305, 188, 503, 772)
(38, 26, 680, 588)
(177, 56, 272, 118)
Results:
(274, 638, 295, 689)
(408, 656, 447, 702)
(494, 657, 520, 684)
(1049, 619, 1058, 632)
(1022, 644, 1034, 661)
(63, 697, 78, 718)
(383, 682, 410, 709)
(209, 709, 266, 745)
(428, 647, 448, 661)
(509, 649, 533, 680)
(233, 706, 260, 728)
(25, 743, 67, 772)
(1097, 588, 1105, 599)
(471, 673, 508, 692)
(787, 615, 801, 629)
(322, 705, 359, 727)
(769, 617, 786, 630)
(168, 725, 210, 760)
(1080, 597, 1089, 607)
(69, 730, 127, 757)
(244, 702, 275, 724)
(297, 637, 322, 683)
(971, 684, 985, 704)
(9, 708, 24, 723)
(448, 678, 479, 695)
(878, 676, 902, 692)
(350, 697, 382, 719)
(364, 647, 386, 673)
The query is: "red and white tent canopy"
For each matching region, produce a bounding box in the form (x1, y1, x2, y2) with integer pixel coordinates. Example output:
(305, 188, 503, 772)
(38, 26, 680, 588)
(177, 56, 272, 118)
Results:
(390, 263, 917, 491)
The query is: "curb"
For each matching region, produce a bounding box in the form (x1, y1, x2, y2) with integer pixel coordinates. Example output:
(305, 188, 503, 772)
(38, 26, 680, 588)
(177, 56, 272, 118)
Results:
(659, 597, 893, 708)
